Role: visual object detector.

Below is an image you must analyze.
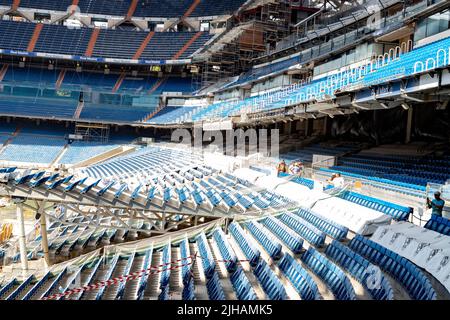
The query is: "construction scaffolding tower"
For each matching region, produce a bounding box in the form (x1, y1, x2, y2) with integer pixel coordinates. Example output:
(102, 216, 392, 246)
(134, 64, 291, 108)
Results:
(196, 0, 293, 88)
(74, 122, 110, 143)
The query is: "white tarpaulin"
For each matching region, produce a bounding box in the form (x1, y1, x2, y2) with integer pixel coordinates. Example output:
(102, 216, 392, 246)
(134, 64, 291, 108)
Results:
(296, 190, 392, 235)
(233, 168, 391, 235)
(371, 221, 450, 292)
(233, 168, 267, 184)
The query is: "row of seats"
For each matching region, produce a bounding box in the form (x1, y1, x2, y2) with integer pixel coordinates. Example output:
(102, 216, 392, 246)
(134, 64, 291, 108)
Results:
(8, 166, 292, 218)
(228, 222, 260, 267)
(179, 238, 192, 285)
(212, 228, 237, 273)
(335, 160, 448, 186)
(196, 232, 216, 279)
(260, 216, 303, 254)
(0, 93, 79, 119)
(137, 250, 153, 300)
(244, 221, 282, 260)
(147, 106, 199, 124)
(301, 247, 356, 300)
(294, 208, 348, 241)
(341, 154, 450, 175)
(182, 278, 195, 300)
(82, 146, 203, 179)
(3, 66, 196, 95)
(278, 212, 326, 247)
(0, 20, 213, 61)
(229, 267, 257, 300)
(206, 272, 226, 300)
(424, 215, 450, 236)
(325, 240, 394, 300)
(159, 244, 171, 290)
(0, 0, 246, 18)
(348, 234, 437, 300)
(253, 259, 287, 300)
(277, 252, 320, 300)
(338, 191, 412, 221)
(334, 152, 450, 187)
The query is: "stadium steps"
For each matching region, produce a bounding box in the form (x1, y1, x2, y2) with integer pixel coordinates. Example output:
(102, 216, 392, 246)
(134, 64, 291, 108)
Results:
(169, 247, 182, 299)
(27, 274, 58, 300)
(85, 28, 100, 57)
(321, 245, 373, 300)
(148, 77, 167, 95)
(126, 0, 139, 20)
(55, 69, 66, 90)
(42, 271, 73, 300)
(102, 257, 129, 300)
(380, 272, 411, 300)
(207, 238, 239, 300)
(0, 279, 20, 300)
(66, 260, 101, 300)
(183, 0, 202, 18)
(189, 242, 209, 299)
(133, 32, 155, 59)
(112, 72, 127, 93)
(11, 0, 20, 11)
(9, 279, 36, 300)
(338, 244, 411, 301)
(0, 64, 9, 82)
(122, 254, 146, 300)
(143, 104, 168, 122)
(142, 251, 162, 300)
(172, 31, 203, 60)
(27, 23, 43, 52)
(81, 255, 117, 300)
(50, 143, 69, 167)
(73, 101, 85, 119)
(248, 221, 334, 300)
(0, 126, 20, 156)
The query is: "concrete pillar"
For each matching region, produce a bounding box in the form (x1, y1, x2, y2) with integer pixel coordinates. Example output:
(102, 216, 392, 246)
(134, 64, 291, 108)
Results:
(306, 119, 313, 137)
(16, 202, 29, 277)
(39, 211, 51, 267)
(405, 107, 413, 144)
(283, 121, 292, 135)
(322, 117, 328, 136)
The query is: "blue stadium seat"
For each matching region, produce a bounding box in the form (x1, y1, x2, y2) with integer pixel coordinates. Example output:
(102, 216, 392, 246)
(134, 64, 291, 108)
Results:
(348, 235, 436, 300)
(301, 247, 356, 300)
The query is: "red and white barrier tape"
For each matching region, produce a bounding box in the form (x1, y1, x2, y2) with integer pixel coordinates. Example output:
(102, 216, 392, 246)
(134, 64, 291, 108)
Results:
(41, 255, 196, 300)
(41, 254, 251, 300)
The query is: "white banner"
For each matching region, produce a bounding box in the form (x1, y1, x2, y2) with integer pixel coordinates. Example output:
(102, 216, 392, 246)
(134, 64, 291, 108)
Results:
(371, 221, 450, 292)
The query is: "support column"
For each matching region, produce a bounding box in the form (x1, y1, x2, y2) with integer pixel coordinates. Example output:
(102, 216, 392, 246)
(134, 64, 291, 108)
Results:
(283, 121, 292, 135)
(39, 210, 51, 267)
(322, 116, 328, 136)
(405, 107, 413, 144)
(306, 118, 313, 137)
(15, 200, 28, 277)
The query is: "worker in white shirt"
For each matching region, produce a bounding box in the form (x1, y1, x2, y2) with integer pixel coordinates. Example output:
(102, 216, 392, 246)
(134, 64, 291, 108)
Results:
(332, 173, 345, 188)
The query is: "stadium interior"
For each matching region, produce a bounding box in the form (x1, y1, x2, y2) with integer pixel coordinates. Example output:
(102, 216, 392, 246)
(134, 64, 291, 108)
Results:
(0, 0, 449, 303)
